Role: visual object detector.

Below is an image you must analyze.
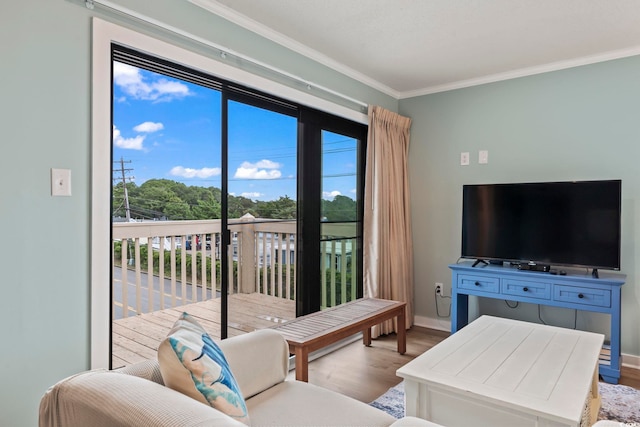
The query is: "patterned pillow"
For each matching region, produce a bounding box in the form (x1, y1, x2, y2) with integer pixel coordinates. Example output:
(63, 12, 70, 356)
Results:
(158, 312, 250, 425)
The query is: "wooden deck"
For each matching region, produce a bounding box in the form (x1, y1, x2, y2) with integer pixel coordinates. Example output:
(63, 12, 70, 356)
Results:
(112, 293, 296, 369)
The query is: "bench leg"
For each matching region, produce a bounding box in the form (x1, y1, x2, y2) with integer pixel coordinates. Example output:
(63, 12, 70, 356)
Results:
(397, 309, 407, 354)
(294, 347, 309, 382)
(363, 327, 372, 346)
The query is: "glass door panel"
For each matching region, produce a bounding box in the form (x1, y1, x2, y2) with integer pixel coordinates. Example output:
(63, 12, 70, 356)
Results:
(320, 131, 361, 309)
(111, 59, 222, 368)
(226, 100, 298, 333)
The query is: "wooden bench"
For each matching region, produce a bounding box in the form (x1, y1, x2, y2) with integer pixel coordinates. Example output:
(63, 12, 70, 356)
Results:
(271, 298, 407, 382)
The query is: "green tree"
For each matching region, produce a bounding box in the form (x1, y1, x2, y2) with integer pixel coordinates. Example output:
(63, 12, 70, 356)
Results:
(322, 195, 356, 221)
(256, 196, 296, 219)
(192, 194, 221, 219)
(113, 178, 307, 221)
(228, 195, 257, 218)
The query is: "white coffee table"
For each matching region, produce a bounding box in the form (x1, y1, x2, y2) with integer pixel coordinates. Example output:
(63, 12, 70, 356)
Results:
(397, 315, 603, 427)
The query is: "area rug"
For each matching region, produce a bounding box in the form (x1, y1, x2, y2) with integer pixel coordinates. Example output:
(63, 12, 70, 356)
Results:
(369, 381, 640, 424)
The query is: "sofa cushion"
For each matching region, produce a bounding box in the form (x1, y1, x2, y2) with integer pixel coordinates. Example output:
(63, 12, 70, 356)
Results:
(158, 313, 250, 425)
(217, 328, 289, 400)
(39, 370, 247, 427)
(246, 380, 396, 427)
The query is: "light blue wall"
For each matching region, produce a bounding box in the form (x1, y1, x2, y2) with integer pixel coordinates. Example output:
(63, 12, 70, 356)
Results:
(0, 1, 396, 425)
(400, 56, 640, 359)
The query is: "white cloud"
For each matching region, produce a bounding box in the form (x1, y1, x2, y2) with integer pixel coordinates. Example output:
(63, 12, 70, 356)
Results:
(252, 159, 281, 169)
(113, 125, 145, 150)
(350, 188, 357, 194)
(170, 166, 221, 179)
(234, 159, 282, 180)
(241, 192, 262, 199)
(113, 62, 144, 88)
(153, 80, 190, 99)
(134, 121, 164, 133)
(323, 190, 342, 200)
(113, 62, 191, 102)
(235, 168, 282, 179)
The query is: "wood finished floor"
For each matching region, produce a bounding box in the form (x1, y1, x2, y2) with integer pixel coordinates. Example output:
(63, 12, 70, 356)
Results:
(295, 326, 640, 404)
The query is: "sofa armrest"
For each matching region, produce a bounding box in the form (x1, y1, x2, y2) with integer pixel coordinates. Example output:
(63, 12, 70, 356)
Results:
(218, 329, 290, 399)
(39, 370, 246, 427)
(115, 358, 164, 385)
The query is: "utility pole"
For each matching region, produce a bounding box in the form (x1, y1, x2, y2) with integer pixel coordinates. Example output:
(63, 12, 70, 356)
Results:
(114, 157, 134, 221)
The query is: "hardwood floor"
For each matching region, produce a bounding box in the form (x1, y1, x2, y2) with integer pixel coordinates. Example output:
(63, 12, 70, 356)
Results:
(621, 364, 640, 389)
(296, 326, 640, 404)
(289, 326, 447, 403)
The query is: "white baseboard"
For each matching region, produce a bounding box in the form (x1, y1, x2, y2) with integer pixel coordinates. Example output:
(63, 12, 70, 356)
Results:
(622, 353, 640, 370)
(414, 315, 451, 332)
(414, 316, 639, 372)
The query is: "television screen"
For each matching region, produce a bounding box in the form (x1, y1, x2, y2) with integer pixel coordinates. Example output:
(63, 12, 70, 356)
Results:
(461, 180, 621, 270)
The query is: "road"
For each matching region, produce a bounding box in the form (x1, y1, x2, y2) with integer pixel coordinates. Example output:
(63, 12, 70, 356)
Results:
(112, 266, 214, 319)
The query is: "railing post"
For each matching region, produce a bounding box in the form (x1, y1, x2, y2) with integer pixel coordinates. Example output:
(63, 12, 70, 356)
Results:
(238, 214, 256, 294)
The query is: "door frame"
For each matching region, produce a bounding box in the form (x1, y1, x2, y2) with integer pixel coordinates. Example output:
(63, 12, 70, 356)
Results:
(91, 18, 366, 369)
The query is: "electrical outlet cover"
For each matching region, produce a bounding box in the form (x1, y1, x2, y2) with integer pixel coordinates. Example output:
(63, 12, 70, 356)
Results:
(460, 152, 470, 166)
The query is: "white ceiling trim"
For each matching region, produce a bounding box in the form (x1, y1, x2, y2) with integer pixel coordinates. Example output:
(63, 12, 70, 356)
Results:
(189, 0, 401, 98)
(191, 0, 640, 100)
(400, 45, 640, 99)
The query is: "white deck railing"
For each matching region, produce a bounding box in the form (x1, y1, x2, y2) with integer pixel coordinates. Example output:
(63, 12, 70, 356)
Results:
(112, 216, 356, 318)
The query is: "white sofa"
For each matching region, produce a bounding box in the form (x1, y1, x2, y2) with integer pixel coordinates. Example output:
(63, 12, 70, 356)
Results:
(39, 328, 439, 427)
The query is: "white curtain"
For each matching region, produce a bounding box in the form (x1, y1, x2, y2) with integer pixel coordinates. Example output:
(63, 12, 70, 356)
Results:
(364, 105, 414, 337)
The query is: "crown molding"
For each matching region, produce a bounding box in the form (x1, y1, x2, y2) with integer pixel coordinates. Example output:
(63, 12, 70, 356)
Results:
(189, 0, 401, 99)
(190, 0, 640, 101)
(399, 45, 640, 99)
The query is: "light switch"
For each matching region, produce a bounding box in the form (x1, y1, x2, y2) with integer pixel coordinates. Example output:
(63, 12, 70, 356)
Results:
(51, 168, 72, 196)
(460, 152, 470, 166)
(479, 150, 489, 164)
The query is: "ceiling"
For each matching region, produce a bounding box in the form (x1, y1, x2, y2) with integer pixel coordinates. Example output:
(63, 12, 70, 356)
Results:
(191, 0, 640, 99)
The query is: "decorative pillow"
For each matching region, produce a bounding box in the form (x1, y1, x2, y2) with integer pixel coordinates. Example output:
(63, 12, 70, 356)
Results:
(158, 312, 250, 425)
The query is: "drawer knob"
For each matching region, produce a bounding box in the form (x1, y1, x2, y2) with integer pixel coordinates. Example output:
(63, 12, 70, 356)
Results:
(578, 293, 584, 299)
(475, 281, 481, 286)
(523, 287, 529, 292)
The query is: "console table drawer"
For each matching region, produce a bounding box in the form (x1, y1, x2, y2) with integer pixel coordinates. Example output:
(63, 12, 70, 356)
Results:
(553, 285, 611, 308)
(458, 275, 500, 293)
(502, 279, 551, 300)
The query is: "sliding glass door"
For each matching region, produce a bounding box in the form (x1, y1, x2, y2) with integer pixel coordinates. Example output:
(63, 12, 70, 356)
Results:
(109, 45, 366, 367)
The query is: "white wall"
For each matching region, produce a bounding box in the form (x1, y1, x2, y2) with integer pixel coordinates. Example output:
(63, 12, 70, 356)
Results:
(401, 56, 640, 361)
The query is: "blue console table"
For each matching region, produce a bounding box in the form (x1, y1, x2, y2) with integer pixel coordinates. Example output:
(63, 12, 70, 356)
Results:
(449, 262, 625, 383)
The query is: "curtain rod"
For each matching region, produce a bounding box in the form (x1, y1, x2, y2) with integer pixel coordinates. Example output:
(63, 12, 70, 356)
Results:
(84, 0, 369, 110)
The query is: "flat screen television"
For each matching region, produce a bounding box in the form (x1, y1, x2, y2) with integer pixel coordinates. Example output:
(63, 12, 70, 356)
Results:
(461, 180, 621, 274)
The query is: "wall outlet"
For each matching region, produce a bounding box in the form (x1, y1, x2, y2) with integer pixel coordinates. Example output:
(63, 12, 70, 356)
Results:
(479, 150, 489, 164)
(460, 152, 470, 166)
(435, 283, 443, 295)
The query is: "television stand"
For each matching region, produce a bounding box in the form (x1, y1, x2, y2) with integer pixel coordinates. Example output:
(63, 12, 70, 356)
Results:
(449, 261, 625, 383)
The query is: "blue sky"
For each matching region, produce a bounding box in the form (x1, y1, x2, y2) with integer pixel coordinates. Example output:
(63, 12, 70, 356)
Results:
(112, 61, 357, 202)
